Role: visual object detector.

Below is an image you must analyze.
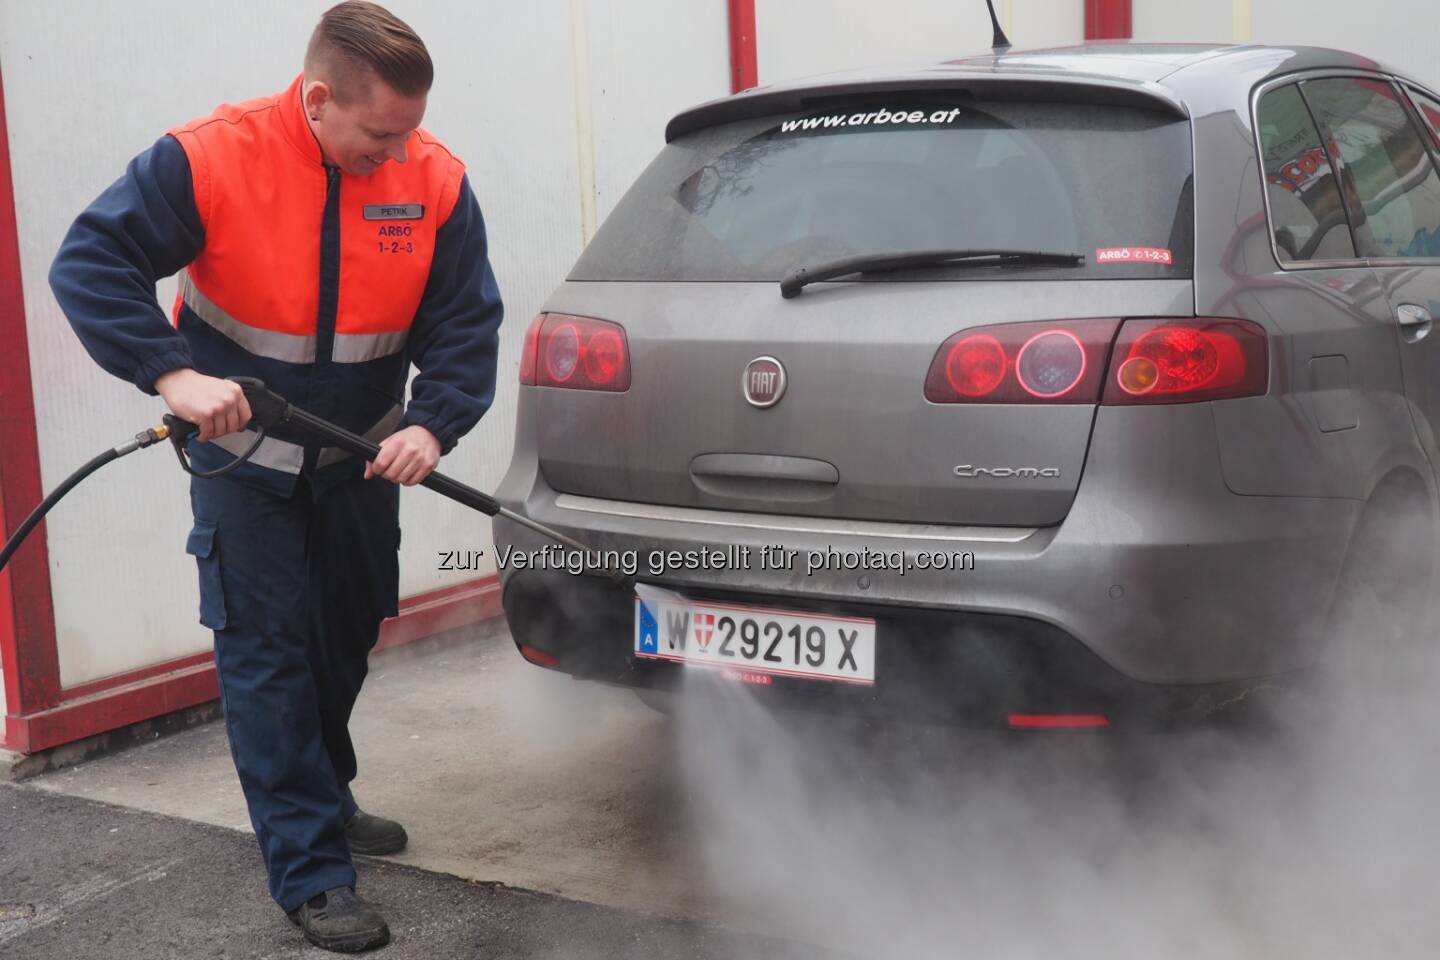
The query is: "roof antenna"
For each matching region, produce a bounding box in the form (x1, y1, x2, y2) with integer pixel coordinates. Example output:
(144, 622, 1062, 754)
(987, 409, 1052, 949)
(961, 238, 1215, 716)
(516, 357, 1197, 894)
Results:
(984, 0, 1011, 52)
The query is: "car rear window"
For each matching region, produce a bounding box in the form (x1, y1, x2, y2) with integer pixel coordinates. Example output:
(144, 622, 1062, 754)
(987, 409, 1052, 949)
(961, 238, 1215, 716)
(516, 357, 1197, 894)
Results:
(1411, 88, 1440, 149)
(571, 98, 1194, 282)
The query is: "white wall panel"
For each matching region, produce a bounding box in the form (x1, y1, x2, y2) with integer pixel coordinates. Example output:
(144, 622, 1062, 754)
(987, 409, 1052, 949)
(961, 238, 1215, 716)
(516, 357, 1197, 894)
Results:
(1134, 0, 1438, 90)
(1251, 1, 1440, 90)
(387, 1, 580, 606)
(1006, 0, 1086, 51)
(757, 0, 995, 86)
(585, 0, 730, 225)
(756, 0, 1083, 87)
(1132, 1, 1233, 45)
(0, 0, 584, 687)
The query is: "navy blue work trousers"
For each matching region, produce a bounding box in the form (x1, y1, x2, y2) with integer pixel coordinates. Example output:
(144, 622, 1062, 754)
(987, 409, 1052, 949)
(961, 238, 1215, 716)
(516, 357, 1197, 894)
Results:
(187, 472, 400, 912)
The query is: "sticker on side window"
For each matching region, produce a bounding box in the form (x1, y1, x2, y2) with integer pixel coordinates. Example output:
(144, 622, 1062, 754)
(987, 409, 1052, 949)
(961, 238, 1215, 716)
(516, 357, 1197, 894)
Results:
(1096, 247, 1173, 265)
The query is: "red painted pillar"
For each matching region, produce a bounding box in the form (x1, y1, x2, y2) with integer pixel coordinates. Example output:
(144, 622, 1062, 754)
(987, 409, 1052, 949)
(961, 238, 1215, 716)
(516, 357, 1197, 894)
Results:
(0, 64, 62, 752)
(728, 0, 758, 93)
(1085, 0, 1132, 40)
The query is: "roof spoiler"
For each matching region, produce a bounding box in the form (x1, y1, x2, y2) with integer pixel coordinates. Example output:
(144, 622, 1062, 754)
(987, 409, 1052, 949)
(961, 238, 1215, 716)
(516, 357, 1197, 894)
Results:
(665, 76, 1187, 142)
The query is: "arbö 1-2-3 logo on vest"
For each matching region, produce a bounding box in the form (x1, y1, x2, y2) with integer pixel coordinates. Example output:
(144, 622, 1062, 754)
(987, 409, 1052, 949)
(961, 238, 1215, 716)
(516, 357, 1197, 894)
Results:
(368, 204, 426, 255)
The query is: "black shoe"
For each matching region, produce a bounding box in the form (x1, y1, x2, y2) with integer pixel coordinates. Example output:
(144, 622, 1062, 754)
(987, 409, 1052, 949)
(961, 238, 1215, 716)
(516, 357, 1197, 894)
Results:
(286, 886, 390, 953)
(345, 810, 408, 856)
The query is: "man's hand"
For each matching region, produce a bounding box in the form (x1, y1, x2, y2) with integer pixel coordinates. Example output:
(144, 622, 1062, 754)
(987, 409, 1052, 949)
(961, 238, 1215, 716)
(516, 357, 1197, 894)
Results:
(154, 368, 252, 442)
(366, 425, 441, 486)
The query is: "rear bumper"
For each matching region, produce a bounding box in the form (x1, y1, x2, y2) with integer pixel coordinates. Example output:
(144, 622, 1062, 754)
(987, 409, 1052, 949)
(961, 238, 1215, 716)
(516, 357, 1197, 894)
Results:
(501, 567, 1272, 725)
(494, 403, 1360, 694)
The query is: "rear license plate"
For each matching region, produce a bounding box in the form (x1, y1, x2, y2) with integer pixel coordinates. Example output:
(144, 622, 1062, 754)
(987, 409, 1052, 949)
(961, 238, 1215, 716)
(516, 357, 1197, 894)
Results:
(633, 584, 875, 685)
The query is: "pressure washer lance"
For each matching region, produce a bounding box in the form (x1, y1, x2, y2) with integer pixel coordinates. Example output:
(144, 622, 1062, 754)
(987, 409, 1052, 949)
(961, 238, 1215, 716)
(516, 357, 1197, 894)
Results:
(0, 376, 634, 589)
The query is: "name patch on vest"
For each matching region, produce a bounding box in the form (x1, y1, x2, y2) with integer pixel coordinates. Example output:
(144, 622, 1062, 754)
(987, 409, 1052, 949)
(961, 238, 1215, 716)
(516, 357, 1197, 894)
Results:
(363, 204, 425, 221)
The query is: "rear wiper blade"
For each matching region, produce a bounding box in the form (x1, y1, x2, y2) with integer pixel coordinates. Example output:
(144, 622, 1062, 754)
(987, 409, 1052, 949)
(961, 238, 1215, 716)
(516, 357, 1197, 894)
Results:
(779, 248, 1085, 299)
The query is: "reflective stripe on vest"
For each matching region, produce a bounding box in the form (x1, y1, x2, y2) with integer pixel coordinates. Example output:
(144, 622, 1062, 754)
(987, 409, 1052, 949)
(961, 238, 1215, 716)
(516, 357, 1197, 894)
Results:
(180, 271, 315, 363)
(202, 402, 404, 475)
(210, 430, 304, 475)
(181, 271, 409, 364)
(333, 328, 409, 364)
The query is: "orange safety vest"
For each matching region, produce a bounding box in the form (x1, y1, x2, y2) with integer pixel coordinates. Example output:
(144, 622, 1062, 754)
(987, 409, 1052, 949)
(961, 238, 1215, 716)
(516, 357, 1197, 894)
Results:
(162, 74, 468, 490)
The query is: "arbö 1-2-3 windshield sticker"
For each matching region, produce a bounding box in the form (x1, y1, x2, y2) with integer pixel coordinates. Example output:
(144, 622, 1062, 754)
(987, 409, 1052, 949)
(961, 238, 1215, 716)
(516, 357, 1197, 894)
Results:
(1096, 247, 1173, 265)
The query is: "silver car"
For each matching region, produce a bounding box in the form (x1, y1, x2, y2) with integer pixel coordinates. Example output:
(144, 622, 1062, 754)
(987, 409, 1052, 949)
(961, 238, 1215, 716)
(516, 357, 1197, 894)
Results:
(494, 43, 1440, 727)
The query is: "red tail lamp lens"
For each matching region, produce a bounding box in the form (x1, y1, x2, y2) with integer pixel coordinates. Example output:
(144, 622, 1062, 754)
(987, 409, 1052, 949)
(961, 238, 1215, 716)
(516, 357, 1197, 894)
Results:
(583, 327, 625, 384)
(1103, 319, 1267, 404)
(925, 319, 1118, 403)
(945, 334, 1007, 397)
(518, 314, 543, 384)
(525, 313, 631, 392)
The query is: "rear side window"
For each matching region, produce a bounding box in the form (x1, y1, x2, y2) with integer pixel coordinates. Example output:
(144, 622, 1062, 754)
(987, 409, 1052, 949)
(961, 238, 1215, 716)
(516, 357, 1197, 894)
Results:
(1407, 88, 1440, 151)
(1302, 77, 1440, 260)
(1257, 84, 1356, 263)
(572, 99, 1193, 282)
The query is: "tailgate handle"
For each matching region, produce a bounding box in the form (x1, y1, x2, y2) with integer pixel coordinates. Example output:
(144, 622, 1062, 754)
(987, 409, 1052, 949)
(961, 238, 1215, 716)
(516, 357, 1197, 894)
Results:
(690, 454, 839, 484)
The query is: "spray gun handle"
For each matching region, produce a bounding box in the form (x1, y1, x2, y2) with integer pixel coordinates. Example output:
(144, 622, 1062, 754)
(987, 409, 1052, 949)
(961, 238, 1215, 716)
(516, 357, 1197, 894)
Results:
(230, 377, 292, 430)
(158, 377, 285, 442)
(162, 413, 200, 442)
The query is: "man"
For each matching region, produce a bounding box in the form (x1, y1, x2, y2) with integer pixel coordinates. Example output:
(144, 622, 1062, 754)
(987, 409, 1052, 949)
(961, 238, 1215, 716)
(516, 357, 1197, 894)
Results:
(49, 3, 502, 952)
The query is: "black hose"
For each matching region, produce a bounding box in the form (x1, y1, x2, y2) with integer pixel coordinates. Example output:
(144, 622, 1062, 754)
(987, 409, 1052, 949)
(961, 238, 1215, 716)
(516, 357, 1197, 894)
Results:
(0, 426, 172, 575)
(0, 448, 119, 574)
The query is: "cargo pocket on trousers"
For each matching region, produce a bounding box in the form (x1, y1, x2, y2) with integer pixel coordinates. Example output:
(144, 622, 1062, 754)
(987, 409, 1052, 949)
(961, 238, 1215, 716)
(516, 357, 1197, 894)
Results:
(186, 520, 228, 630)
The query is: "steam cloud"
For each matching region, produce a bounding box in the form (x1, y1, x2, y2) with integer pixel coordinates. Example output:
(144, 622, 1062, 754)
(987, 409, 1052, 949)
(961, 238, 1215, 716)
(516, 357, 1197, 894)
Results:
(658, 534, 1440, 959)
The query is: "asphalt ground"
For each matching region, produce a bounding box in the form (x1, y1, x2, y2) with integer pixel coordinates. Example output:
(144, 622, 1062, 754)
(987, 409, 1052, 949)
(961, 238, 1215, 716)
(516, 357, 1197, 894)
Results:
(0, 782, 839, 960)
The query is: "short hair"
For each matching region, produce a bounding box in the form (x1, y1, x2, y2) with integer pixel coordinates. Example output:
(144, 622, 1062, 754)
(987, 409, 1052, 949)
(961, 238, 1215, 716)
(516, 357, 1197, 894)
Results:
(304, 1, 433, 105)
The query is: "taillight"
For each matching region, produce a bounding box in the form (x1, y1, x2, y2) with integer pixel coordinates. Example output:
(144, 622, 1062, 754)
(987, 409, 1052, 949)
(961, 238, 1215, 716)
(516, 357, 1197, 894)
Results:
(518, 314, 543, 384)
(925, 319, 1118, 404)
(1102, 318, 1267, 405)
(943, 334, 1007, 397)
(519, 313, 631, 391)
(1016, 329, 1087, 399)
(925, 317, 1268, 405)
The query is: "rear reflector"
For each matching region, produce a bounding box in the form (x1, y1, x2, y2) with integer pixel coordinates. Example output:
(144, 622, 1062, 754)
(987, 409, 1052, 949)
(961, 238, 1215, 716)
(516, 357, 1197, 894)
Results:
(925, 319, 1119, 404)
(519, 313, 631, 391)
(1102, 318, 1267, 404)
(518, 645, 559, 668)
(1008, 713, 1111, 730)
